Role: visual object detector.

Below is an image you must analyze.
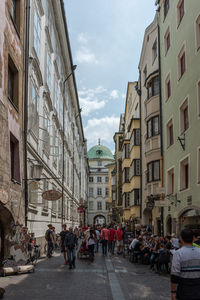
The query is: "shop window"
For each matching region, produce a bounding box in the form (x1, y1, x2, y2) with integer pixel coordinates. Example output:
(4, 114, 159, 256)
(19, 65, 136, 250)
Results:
(147, 116, 159, 138)
(180, 157, 189, 190)
(177, 0, 184, 26)
(164, 0, 169, 19)
(147, 76, 159, 99)
(164, 28, 170, 54)
(180, 99, 189, 133)
(167, 168, 174, 195)
(167, 119, 174, 147)
(165, 74, 171, 100)
(10, 0, 20, 33)
(10, 133, 20, 183)
(8, 55, 19, 109)
(196, 15, 200, 51)
(147, 161, 160, 182)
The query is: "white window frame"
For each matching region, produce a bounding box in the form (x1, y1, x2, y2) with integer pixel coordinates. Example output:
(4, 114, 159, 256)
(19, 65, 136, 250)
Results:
(179, 97, 189, 135)
(179, 155, 190, 192)
(46, 51, 51, 90)
(33, 9, 41, 61)
(166, 117, 174, 148)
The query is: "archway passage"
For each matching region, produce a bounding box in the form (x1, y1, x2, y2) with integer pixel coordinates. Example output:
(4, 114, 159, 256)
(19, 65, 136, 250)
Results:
(179, 208, 200, 231)
(94, 215, 106, 225)
(0, 204, 15, 263)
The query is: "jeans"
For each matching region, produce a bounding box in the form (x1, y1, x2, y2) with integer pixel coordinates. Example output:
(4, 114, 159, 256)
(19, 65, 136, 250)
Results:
(67, 248, 76, 267)
(94, 240, 99, 253)
(102, 240, 108, 255)
(47, 242, 53, 256)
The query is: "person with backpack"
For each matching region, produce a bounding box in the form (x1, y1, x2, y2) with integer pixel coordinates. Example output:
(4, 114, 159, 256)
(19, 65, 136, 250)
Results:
(45, 224, 54, 258)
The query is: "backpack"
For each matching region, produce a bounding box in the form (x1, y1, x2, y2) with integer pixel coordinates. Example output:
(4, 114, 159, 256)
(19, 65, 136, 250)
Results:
(45, 229, 50, 241)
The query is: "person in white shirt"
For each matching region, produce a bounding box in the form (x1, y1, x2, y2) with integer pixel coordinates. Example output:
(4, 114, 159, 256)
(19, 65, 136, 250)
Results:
(171, 233, 180, 250)
(129, 236, 139, 250)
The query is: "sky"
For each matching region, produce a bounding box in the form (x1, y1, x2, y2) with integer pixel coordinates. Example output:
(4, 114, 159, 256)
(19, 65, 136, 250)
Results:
(64, 0, 157, 153)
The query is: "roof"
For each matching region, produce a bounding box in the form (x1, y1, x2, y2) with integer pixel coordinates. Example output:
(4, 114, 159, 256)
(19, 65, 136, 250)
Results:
(88, 144, 114, 160)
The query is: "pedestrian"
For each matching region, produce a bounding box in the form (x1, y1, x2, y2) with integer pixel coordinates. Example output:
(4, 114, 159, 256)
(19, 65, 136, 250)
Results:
(108, 225, 116, 255)
(94, 226, 100, 253)
(171, 233, 180, 250)
(87, 229, 96, 260)
(116, 224, 124, 254)
(171, 229, 200, 300)
(45, 224, 54, 258)
(193, 231, 200, 248)
(52, 227, 56, 249)
(60, 224, 69, 265)
(100, 224, 109, 256)
(64, 227, 78, 269)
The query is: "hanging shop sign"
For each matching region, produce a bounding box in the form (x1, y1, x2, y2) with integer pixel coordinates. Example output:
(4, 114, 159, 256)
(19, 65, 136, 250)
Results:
(77, 206, 84, 213)
(42, 190, 62, 201)
(0, 189, 9, 205)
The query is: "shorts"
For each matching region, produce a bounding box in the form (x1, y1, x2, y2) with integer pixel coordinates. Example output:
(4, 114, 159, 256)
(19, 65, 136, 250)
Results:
(117, 240, 123, 247)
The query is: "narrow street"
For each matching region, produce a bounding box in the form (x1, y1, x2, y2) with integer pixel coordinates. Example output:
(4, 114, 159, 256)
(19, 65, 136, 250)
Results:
(1, 251, 170, 300)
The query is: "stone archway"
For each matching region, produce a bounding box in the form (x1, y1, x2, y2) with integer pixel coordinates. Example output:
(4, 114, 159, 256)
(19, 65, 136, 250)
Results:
(177, 206, 200, 232)
(94, 215, 106, 225)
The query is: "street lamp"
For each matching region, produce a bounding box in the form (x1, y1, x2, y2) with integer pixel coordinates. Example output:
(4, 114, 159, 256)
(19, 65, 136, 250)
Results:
(61, 65, 77, 228)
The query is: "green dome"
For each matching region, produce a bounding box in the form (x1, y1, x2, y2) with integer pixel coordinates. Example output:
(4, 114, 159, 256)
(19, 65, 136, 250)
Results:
(88, 144, 114, 160)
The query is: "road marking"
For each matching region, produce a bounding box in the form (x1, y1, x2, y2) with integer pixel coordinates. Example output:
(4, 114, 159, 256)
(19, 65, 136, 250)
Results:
(105, 259, 125, 300)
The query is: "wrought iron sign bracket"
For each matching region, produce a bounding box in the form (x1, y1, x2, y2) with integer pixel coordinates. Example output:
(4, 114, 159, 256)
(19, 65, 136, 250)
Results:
(177, 134, 185, 151)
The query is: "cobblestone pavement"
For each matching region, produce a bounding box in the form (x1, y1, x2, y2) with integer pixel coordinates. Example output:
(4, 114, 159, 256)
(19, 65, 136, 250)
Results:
(0, 250, 170, 300)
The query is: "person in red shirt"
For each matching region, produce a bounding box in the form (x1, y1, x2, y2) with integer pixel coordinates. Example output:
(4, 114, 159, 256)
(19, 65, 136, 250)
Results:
(116, 224, 124, 254)
(108, 225, 117, 255)
(100, 224, 109, 256)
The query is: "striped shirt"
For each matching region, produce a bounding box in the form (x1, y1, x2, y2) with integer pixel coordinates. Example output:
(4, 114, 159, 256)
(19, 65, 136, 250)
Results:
(171, 246, 200, 300)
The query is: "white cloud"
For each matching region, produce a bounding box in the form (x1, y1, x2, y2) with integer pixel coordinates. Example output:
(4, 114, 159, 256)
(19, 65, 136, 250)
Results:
(84, 116, 119, 150)
(110, 89, 120, 99)
(76, 46, 99, 64)
(77, 33, 88, 44)
(79, 97, 105, 116)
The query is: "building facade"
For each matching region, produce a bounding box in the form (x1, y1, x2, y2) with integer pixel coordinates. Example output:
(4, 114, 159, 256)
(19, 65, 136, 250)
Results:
(0, 0, 26, 261)
(87, 142, 114, 225)
(138, 16, 163, 235)
(157, 0, 200, 234)
(121, 82, 141, 229)
(26, 0, 88, 247)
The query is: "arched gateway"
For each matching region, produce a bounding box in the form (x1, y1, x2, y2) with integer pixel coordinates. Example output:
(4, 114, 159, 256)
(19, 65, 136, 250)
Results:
(94, 215, 106, 225)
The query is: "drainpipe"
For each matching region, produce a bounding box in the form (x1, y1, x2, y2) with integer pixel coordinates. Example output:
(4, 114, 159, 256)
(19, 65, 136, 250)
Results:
(138, 72, 142, 222)
(24, 0, 30, 227)
(158, 21, 164, 236)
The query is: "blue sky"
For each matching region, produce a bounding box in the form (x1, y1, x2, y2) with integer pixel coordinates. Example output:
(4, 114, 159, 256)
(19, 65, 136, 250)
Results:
(64, 0, 156, 153)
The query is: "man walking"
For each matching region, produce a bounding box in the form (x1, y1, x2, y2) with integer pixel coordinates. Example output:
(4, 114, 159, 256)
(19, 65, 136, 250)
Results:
(108, 225, 116, 255)
(171, 229, 200, 300)
(45, 224, 54, 258)
(64, 227, 78, 269)
(101, 224, 109, 256)
(60, 224, 69, 265)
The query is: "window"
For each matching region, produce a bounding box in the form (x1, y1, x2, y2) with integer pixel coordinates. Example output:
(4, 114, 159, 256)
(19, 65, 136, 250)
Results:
(10, 0, 20, 33)
(89, 201, 93, 210)
(198, 148, 200, 183)
(118, 137, 123, 151)
(165, 74, 171, 100)
(89, 187, 93, 197)
(143, 66, 147, 85)
(123, 143, 130, 159)
(124, 193, 130, 208)
(105, 176, 109, 183)
(196, 15, 200, 51)
(123, 167, 130, 183)
(89, 176, 93, 183)
(46, 51, 51, 89)
(54, 80, 58, 111)
(135, 104, 139, 118)
(164, 0, 169, 19)
(105, 188, 109, 196)
(147, 161, 160, 182)
(130, 189, 140, 206)
(180, 157, 189, 190)
(177, 0, 184, 26)
(164, 28, 170, 54)
(34, 9, 41, 60)
(106, 202, 109, 210)
(97, 202, 102, 210)
(178, 47, 186, 79)
(167, 168, 174, 195)
(147, 76, 159, 99)
(152, 39, 157, 63)
(130, 159, 141, 178)
(131, 129, 140, 147)
(32, 84, 39, 112)
(167, 119, 174, 147)
(98, 160, 102, 166)
(10, 133, 20, 182)
(147, 116, 159, 138)
(97, 187, 102, 196)
(8, 56, 19, 109)
(97, 176, 102, 183)
(180, 99, 189, 133)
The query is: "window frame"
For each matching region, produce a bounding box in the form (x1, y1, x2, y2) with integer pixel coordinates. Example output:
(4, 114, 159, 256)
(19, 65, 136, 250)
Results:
(10, 132, 21, 183)
(167, 167, 175, 196)
(33, 9, 41, 61)
(147, 75, 159, 99)
(97, 201, 102, 210)
(180, 98, 189, 134)
(177, 0, 184, 27)
(164, 28, 170, 55)
(179, 156, 189, 191)
(8, 55, 19, 110)
(164, 0, 170, 20)
(147, 160, 160, 183)
(195, 14, 200, 52)
(97, 187, 102, 196)
(178, 45, 186, 80)
(10, 0, 20, 35)
(147, 115, 160, 139)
